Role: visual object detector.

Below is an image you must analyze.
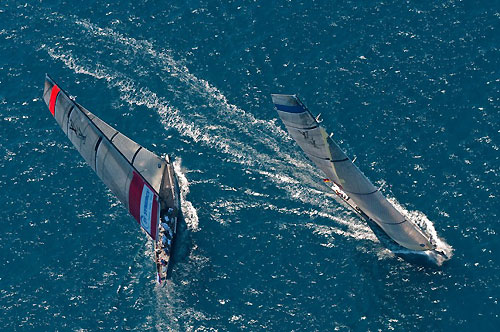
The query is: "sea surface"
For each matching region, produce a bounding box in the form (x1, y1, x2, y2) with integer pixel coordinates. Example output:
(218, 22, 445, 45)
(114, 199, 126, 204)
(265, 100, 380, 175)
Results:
(1, 0, 499, 331)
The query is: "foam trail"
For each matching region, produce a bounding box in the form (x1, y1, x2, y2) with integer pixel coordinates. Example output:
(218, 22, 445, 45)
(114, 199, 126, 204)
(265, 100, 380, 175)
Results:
(173, 159, 199, 232)
(75, 19, 290, 138)
(75, 18, 312, 172)
(207, 192, 376, 242)
(263, 203, 377, 243)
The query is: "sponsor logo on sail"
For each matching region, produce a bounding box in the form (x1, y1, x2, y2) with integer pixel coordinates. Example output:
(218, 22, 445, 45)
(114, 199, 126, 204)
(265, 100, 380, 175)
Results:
(140, 185, 154, 234)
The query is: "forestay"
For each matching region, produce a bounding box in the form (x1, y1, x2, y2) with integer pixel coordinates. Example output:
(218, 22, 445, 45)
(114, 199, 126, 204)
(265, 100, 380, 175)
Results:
(272, 94, 432, 251)
(42, 75, 166, 240)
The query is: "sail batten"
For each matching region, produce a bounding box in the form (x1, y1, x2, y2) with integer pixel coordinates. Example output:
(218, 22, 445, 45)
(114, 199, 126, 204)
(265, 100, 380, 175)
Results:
(43, 75, 166, 240)
(272, 94, 432, 251)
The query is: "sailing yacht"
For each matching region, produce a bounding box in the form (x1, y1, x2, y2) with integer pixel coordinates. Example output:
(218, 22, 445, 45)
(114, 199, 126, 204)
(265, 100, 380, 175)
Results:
(272, 94, 448, 262)
(42, 75, 180, 283)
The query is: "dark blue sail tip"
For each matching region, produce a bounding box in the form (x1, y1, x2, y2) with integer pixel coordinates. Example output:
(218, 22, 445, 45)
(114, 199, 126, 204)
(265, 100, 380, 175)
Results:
(271, 94, 306, 113)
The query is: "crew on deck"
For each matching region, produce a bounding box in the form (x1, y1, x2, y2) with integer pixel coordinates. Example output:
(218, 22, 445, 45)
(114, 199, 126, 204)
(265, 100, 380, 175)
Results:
(157, 207, 176, 273)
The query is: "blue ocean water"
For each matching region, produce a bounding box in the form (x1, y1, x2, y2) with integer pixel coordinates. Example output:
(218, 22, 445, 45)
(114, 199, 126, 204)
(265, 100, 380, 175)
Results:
(1, 0, 498, 330)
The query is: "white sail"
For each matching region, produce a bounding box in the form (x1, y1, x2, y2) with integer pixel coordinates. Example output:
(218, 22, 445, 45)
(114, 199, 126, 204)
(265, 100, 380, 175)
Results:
(272, 94, 433, 251)
(42, 75, 169, 240)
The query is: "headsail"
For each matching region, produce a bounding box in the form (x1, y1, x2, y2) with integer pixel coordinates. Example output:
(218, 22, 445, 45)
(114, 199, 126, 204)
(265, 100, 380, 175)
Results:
(42, 75, 167, 240)
(272, 94, 433, 251)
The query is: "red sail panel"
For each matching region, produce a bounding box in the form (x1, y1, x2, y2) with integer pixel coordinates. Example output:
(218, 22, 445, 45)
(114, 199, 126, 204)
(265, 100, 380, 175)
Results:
(129, 172, 142, 221)
(49, 85, 61, 116)
(128, 171, 159, 240)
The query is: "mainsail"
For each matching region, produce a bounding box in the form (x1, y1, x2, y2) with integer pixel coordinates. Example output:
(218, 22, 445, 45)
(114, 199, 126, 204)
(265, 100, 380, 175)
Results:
(42, 75, 169, 241)
(272, 94, 433, 251)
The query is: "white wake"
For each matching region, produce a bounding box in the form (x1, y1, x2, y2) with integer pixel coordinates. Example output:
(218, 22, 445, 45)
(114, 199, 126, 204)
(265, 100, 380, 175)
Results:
(173, 158, 199, 232)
